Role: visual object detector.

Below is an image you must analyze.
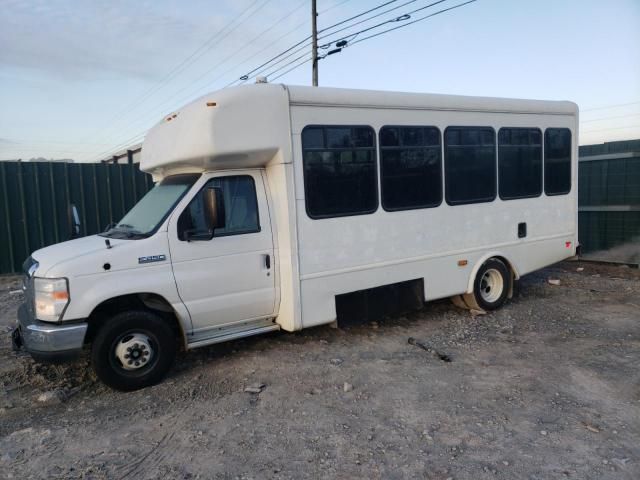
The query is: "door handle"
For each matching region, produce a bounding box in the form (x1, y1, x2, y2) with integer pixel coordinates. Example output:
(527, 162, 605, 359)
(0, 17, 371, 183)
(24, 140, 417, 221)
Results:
(264, 254, 271, 269)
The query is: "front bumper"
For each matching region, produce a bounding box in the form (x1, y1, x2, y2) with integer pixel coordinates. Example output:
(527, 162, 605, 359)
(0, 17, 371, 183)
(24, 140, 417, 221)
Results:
(13, 303, 87, 363)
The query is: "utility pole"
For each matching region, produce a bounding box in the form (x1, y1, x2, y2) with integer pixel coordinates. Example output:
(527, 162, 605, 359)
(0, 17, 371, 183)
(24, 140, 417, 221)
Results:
(311, 0, 318, 86)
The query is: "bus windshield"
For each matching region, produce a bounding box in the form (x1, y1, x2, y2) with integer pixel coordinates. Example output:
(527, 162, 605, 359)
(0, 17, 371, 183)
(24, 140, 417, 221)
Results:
(101, 173, 200, 239)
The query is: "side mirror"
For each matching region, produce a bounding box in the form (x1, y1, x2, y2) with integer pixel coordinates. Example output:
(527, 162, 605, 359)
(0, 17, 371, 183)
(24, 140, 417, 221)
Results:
(68, 204, 81, 239)
(185, 187, 226, 241)
(203, 186, 226, 232)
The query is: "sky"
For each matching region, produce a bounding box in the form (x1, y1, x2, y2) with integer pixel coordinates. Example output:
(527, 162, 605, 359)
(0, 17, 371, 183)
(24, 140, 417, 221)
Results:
(0, 0, 639, 161)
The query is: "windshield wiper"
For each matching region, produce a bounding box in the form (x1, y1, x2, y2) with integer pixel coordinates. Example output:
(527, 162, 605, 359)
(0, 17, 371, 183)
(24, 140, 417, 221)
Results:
(101, 224, 148, 239)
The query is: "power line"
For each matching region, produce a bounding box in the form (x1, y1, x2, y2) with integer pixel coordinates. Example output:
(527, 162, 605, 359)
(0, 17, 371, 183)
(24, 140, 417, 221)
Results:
(582, 124, 640, 133)
(582, 101, 640, 112)
(271, 56, 314, 81)
(266, 0, 477, 83)
(85, 0, 273, 158)
(91, 0, 268, 130)
(237, 0, 405, 82)
(89, 0, 351, 160)
(318, 0, 399, 34)
(224, 0, 355, 87)
(239, 0, 456, 85)
(345, 0, 477, 47)
(266, 51, 313, 79)
(316, 0, 427, 41)
(92, 0, 475, 161)
(246, 0, 436, 83)
(86, 0, 307, 162)
(581, 112, 640, 123)
(85, 129, 148, 163)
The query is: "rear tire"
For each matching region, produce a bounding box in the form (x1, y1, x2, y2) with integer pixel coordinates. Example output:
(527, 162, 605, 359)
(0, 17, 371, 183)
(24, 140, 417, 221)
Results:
(91, 310, 176, 391)
(463, 258, 511, 311)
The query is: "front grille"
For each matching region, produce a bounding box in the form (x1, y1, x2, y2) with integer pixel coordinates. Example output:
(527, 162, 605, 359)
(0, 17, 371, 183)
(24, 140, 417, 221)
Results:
(21, 256, 37, 316)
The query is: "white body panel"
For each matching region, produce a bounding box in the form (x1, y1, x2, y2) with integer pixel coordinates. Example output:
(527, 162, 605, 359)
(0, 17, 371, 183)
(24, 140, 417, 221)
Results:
(30, 84, 577, 350)
(166, 170, 276, 336)
(31, 233, 191, 336)
(288, 102, 577, 327)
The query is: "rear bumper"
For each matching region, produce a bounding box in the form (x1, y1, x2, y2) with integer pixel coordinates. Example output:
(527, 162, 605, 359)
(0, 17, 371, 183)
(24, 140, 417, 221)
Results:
(13, 303, 87, 363)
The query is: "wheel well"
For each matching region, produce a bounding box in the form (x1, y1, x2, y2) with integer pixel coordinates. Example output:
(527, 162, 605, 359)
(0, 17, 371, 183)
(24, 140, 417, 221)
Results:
(493, 256, 516, 277)
(467, 254, 518, 296)
(85, 293, 184, 345)
(491, 256, 516, 299)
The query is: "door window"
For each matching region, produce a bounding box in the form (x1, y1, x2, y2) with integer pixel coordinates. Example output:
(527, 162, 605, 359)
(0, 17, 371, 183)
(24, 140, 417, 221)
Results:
(178, 175, 260, 240)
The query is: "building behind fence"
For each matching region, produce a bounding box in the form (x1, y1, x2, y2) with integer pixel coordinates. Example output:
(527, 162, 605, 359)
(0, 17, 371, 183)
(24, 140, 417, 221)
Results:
(0, 161, 152, 274)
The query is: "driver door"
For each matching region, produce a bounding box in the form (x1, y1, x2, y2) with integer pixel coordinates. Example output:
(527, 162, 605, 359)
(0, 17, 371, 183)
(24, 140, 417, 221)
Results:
(168, 171, 276, 336)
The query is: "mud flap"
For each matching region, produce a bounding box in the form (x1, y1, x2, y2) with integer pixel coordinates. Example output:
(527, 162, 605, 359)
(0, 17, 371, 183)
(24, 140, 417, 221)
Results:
(450, 295, 469, 310)
(462, 292, 482, 310)
(11, 327, 23, 351)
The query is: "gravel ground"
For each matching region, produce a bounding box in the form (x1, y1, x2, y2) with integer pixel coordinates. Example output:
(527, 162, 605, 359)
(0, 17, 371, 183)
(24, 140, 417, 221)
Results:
(0, 261, 639, 480)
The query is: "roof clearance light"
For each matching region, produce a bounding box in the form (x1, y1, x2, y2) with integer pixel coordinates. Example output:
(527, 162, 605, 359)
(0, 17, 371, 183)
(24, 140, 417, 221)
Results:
(206, 102, 217, 107)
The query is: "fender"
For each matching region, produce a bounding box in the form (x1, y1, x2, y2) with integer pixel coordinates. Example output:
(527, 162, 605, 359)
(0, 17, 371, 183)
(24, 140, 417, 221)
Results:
(465, 251, 520, 294)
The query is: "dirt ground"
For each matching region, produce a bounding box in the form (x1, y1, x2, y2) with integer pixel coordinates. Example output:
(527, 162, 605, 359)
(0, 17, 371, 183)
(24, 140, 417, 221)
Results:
(1, 261, 639, 480)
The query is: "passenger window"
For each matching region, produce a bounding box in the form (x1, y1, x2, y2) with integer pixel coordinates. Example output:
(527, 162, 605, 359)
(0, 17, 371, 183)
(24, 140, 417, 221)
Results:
(544, 128, 572, 195)
(302, 125, 378, 219)
(498, 128, 542, 200)
(380, 126, 442, 210)
(444, 127, 496, 205)
(178, 175, 260, 240)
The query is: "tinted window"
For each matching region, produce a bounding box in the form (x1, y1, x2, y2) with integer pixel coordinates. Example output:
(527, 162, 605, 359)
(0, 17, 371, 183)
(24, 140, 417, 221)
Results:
(178, 175, 260, 240)
(302, 126, 377, 218)
(380, 126, 442, 210)
(545, 128, 572, 195)
(444, 127, 496, 205)
(498, 128, 542, 200)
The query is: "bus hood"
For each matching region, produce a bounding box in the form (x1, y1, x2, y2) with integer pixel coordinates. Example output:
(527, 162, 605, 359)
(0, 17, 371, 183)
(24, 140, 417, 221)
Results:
(30, 234, 171, 278)
(31, 236, 128, 277)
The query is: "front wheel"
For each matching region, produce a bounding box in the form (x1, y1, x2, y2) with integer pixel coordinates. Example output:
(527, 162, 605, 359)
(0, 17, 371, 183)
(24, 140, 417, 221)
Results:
(463, 258, 511, 311)
(91, 310, 176, 391)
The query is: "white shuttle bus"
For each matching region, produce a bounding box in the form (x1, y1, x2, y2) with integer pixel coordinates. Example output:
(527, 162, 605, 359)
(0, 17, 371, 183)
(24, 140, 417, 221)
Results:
(14, 84, 578, 390)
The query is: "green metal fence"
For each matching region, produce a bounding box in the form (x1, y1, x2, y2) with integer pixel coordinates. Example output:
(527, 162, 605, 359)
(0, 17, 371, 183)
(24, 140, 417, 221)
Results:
(0, 161, 153, 274)
(578, 139, 640, 263)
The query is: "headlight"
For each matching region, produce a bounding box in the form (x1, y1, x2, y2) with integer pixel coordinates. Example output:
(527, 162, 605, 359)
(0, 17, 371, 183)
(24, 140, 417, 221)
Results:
(34, 277, 70, 322)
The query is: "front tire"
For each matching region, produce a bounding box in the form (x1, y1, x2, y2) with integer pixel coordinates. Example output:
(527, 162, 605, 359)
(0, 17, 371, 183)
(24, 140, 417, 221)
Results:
(91, 310, 176, 391)
(463, 258, 511, 311)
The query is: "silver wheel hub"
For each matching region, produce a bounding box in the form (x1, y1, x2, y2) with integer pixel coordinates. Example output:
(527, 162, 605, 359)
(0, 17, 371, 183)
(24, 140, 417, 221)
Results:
(114, 333, 154, 371)
(479, 268, 504, 304)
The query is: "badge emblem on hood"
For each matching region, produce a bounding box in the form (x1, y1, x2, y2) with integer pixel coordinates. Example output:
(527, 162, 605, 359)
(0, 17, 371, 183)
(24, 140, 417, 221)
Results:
(138, 255, 166, 264)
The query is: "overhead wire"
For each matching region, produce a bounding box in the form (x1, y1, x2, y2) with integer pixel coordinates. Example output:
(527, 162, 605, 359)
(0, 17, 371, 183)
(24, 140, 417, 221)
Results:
(580, 112, 640, 123)
(268, 0, 478, 82)
(92, 0, 477, 161)
(236, 0, 403, 82)
(88, 0, 269, 131)
(236, 0, 441, 84)
(343, 0, 477, 47)
(581, 101, 640, 112)
(582, 124, 640, 133)
(86, 0, 305, 162)
(84, 0, 273, 160)
(89, 0, 353, 161)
